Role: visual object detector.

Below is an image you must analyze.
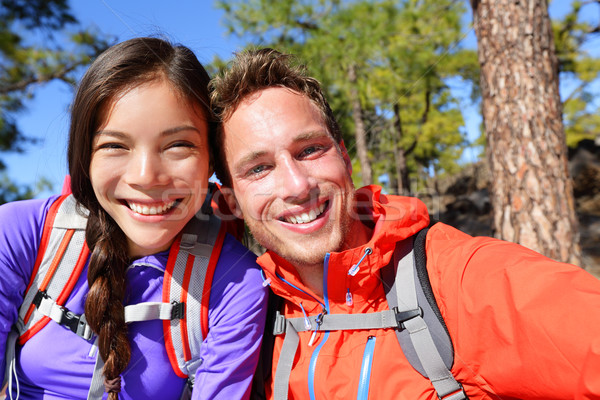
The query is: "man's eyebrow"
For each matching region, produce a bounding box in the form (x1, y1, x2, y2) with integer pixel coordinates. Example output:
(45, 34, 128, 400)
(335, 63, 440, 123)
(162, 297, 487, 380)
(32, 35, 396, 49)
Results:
(292, 130, 330, 143)
(232, 130, 331, 174)
(233, 150, 268, 174)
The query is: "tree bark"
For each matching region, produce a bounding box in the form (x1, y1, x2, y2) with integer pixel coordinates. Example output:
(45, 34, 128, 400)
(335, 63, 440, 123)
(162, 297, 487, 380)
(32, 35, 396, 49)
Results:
(472, 0, 582, 266)
(347, 63, 372, 186)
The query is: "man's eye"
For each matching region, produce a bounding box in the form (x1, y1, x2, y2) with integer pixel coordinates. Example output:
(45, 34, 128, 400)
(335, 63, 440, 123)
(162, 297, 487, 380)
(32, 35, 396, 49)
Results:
(300, 146, 321, 157)
(251, 165, 267, 174)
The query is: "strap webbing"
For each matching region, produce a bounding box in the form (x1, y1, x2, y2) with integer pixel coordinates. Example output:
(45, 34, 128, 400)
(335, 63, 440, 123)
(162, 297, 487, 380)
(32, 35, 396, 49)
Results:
(277, 310, 398, 334)
(87, 338, 105, 400)
(393, 237, 466, 399)
(124, 301, 181, 322)
(4, 330, 19, 400)
(273, 320, 299, 400)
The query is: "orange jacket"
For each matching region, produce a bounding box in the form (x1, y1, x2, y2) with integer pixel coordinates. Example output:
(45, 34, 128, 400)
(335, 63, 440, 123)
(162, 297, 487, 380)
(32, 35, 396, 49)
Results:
(257, 185, 600, 399)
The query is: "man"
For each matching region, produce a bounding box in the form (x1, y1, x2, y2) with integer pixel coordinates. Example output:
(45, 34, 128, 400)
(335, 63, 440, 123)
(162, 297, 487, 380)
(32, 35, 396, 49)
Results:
(210, 48, 600, 399)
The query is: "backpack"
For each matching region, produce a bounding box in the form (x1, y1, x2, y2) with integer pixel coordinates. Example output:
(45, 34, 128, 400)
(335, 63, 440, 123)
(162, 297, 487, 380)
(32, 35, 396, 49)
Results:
(4, 192, 227, 400)
(255, 228, 468, 400)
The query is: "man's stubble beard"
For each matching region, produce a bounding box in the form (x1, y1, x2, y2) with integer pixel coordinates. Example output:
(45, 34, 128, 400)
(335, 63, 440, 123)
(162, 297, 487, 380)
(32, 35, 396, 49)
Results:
(247, 188, 356, 268)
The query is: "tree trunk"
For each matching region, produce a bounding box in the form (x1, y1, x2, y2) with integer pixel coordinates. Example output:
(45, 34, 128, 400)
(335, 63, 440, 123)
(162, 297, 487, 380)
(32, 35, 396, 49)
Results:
(393, 103, 410, 195)
(347, 63, 372, 186)
(471, 0, 582, 266)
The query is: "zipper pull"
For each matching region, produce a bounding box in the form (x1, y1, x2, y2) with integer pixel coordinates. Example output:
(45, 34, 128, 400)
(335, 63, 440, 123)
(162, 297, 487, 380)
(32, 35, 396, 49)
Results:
(348, 247, 373, 276)
(308, 308, 327, 347)
(260, 270, 271, 287)
(346, 289, 353, 306)
(299, 302, 312, 330)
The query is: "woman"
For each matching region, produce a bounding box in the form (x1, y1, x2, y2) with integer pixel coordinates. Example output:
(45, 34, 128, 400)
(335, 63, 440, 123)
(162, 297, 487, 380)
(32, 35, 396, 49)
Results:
(0, 37, 268, 399)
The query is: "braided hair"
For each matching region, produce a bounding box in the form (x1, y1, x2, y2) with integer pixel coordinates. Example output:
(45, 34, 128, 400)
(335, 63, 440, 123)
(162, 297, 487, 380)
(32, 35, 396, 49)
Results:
(67, 37, 213, 399)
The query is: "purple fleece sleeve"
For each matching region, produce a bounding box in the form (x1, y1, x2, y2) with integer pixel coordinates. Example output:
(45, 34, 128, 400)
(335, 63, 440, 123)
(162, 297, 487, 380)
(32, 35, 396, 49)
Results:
(192, 234, 269, 400)
(0, 196, 58, 380)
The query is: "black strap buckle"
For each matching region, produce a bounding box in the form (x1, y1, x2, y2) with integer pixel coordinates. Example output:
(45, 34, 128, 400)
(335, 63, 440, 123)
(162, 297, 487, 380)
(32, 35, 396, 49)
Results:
(393, 306, 423, 330)
(171, 301, 185, 320)
(32, 290, 49, 308)
(58, 307, 89, 338)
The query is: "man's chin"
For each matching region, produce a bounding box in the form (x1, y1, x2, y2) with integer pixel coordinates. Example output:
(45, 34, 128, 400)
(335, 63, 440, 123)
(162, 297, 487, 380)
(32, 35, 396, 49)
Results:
(276, 250, 328, 269)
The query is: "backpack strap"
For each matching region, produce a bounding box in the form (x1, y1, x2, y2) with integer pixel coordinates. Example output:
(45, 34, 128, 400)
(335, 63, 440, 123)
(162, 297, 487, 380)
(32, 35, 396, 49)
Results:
(162, 208, 226, 381)
(382, 228, 467, 400)
(4, 194, 92, 397)
(251, 289, 282, 400)
(6, 193, 226, 399)
(85, 211, 226, 400)
(16, 194, 90, 343)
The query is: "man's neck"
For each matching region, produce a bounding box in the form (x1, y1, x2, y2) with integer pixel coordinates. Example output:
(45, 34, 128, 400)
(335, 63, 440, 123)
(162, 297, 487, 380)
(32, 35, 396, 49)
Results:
(294, 263, 325, 298)
(293, 219, 374, 299)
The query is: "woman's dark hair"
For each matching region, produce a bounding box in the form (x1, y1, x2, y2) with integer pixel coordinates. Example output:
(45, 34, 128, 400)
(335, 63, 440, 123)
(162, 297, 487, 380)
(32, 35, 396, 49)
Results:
(67, 37, 213, 399)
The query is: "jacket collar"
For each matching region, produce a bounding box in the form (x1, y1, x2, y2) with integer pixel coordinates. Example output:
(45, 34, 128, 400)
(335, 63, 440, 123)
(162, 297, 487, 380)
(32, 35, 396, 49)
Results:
(257, 185, 430, 307)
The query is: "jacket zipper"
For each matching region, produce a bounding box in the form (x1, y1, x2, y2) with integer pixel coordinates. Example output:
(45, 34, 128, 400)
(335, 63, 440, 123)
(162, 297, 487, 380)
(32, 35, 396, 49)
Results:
(308, 253, 332, 400)
(357, 336, 376, 400)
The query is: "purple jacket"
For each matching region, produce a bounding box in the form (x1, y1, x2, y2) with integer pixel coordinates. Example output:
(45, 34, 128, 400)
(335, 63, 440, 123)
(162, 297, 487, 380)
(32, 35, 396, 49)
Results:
(0, 196, 268, 399)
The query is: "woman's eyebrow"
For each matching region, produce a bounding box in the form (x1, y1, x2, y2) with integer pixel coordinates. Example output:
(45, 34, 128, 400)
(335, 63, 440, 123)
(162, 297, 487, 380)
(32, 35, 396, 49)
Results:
(95, 125, 201, 138)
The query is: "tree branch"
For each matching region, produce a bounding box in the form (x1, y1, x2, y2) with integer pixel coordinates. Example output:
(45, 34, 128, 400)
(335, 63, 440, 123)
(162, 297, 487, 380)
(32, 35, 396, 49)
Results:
(0, 62, 80, 95)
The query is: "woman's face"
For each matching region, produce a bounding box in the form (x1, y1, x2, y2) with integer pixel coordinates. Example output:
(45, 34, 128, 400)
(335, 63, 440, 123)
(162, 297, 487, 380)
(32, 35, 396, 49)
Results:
(89, 79, 211, 258)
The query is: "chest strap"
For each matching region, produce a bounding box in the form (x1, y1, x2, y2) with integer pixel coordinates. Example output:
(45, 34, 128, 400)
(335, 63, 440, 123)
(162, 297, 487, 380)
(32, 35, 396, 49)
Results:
(32, 291, 187, 341)
(33, 291, 94, 340)
(273, 307, 426, 335)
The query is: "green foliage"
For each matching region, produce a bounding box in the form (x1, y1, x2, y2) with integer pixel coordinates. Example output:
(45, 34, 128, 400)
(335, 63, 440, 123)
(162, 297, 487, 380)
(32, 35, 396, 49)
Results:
(0, 0, 111, 204)
(214, 0, 600, 188)
(553, 0, 600, 147)
(563, 96, 600, 147)
(215, 0, 477, 190)
(0, 172, 52, 203)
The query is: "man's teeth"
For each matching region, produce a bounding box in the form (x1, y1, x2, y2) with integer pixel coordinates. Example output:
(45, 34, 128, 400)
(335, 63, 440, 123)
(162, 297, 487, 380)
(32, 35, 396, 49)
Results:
(285, 203, 326, 224)
(128, 200, 177, 215)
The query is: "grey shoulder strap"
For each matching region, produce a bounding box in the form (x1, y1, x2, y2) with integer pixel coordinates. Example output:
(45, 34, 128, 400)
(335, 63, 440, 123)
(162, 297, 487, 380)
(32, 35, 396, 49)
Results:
(382, 230, 467, 399)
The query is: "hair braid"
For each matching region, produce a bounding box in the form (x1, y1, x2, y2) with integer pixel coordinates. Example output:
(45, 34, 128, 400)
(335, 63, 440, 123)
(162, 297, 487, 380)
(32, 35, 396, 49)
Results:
(67, 37, 214, 398)
(84, 209, 130, 399)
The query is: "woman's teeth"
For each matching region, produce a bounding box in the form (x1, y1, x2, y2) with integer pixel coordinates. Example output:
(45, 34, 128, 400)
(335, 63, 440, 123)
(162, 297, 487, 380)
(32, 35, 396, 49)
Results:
(128, 200, 177, 215)
(285, 203, 326, 224)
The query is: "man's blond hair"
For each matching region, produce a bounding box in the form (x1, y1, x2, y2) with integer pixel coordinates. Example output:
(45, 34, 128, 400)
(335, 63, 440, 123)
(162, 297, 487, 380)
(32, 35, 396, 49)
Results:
(210, 48, 342, 186)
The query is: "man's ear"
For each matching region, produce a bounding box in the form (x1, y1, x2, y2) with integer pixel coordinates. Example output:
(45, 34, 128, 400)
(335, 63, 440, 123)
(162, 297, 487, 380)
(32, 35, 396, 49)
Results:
(339, 140, 353, 175)
(220, 186, 244, 219)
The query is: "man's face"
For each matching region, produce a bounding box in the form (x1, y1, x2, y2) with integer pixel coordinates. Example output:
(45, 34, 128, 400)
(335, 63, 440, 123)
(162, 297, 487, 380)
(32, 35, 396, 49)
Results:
(222, 87, 356, 267)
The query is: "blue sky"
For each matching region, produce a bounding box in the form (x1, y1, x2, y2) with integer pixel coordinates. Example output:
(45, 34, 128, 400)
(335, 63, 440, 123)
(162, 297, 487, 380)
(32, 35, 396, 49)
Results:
(4, 0, 245, 198)
(2, 0, 591, 199)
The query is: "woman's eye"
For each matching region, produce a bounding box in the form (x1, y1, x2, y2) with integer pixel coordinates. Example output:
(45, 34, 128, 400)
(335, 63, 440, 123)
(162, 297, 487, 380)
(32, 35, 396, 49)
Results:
(97, 142, 126, 151)
(169, 141, 195, 148)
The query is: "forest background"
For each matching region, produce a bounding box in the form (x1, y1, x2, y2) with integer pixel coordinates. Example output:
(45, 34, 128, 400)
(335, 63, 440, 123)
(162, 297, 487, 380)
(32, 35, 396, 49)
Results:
(1, 0, 599, 272)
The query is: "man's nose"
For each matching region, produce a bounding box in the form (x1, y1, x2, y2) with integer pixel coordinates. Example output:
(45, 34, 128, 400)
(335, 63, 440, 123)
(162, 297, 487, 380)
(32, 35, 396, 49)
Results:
(276, 155, 316, 202)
